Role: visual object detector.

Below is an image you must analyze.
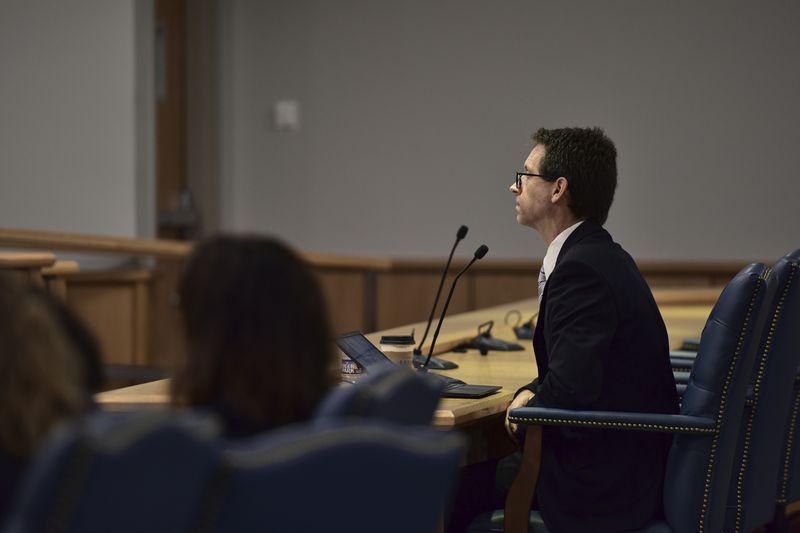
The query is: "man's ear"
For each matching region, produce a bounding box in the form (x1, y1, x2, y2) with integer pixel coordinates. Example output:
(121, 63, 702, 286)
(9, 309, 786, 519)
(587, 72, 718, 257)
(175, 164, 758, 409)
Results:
(550, 177, 569, 203)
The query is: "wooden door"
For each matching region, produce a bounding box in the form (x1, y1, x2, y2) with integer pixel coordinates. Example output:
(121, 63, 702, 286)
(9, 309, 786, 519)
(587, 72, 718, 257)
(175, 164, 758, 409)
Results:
(155, 0, 199, 239)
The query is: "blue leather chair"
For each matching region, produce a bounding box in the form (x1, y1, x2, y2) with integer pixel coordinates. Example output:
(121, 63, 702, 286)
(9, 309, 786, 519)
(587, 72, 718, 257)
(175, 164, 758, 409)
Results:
(3, 412, 220, 533)
(471, 263, 775, 533)
(658, 252, 800, 532)
(721, 251, 800, 532)
(768, 250, 800, 527)
(314, 367, 444, 426)
(202, 421, 464, 533)
(780, 368, 800, 526)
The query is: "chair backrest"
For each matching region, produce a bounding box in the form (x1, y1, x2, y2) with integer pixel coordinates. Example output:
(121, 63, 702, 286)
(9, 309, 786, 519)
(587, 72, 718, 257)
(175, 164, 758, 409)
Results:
(786, 369, 800, 502)
(203, 422, 464, 533)
(663, 263, 775, 533)
(724, 251, 800, 532)
(774, 250, 800, 507)
(4, 412, 220, 533)
(314, 367, 444, 426)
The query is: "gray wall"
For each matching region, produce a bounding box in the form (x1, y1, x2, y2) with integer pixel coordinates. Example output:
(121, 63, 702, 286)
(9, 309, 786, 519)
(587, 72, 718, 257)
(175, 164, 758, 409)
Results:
(221, 0, 800, 261)
(0, 0, 138, 238)
(1, 2, 797, 263)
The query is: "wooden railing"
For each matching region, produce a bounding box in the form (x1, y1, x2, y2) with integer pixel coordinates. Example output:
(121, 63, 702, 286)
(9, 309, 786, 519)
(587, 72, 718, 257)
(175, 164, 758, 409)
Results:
(0, 227, 190, 258)
(0, 227, 391, 270)
(1, 226, 751, 371)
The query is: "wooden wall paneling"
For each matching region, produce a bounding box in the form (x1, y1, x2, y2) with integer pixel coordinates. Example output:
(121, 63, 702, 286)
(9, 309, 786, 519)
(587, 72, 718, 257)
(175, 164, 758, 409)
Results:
(149, 260, 185, 369)
(642, 274, 713, 287)
(711, 274, 736, 286)
(637, 261, 745, 289)
(469, 272, 539, 311)
(315, 269, 366, 335)
(68, 284, 135, 366)
(375, 272, 469, 331)
(65, 271, 153, 367)
(133, 280, 150, 365)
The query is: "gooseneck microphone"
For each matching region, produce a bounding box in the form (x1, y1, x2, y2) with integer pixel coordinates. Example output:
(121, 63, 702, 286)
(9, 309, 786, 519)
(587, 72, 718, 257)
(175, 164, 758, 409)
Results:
(421, 244, 489, 370)
(415, 225, 469, 357)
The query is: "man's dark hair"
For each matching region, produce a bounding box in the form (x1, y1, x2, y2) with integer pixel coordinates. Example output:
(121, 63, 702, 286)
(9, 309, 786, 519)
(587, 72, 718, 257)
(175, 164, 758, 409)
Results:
(532, 127, 617, 225)
(172, 235, 334, 437)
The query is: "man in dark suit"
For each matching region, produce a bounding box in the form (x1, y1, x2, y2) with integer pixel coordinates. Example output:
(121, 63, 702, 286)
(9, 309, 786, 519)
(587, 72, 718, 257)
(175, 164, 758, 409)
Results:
(505, 127, 679, 532)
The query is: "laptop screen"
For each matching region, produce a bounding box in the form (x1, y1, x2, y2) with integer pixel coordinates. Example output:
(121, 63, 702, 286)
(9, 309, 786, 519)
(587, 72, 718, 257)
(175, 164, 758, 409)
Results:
(336, 332, 396, 373)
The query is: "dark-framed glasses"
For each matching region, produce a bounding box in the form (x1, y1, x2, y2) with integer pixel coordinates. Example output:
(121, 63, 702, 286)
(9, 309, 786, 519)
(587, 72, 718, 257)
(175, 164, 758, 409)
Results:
(515, 172, 558, 191)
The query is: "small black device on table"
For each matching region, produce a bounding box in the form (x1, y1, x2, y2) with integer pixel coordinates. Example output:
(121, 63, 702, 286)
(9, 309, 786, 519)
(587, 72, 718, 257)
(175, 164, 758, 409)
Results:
(336, 332, 501, 399)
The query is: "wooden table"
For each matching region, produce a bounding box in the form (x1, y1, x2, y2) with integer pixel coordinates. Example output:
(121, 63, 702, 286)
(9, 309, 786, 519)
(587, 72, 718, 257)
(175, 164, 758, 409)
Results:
(96, 288, 717, 463)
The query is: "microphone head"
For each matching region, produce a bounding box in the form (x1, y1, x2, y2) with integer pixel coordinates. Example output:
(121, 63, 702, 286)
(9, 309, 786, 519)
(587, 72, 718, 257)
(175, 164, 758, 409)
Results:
(474, 244, 489, 259)
(457, 225, 469, 240)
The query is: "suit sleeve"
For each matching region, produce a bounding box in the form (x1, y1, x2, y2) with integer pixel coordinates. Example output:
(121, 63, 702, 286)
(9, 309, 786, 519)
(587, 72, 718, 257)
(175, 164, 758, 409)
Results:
(528, 260, 617, 410)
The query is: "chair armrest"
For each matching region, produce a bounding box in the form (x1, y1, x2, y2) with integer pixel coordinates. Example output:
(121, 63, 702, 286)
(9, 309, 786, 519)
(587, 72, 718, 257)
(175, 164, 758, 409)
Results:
(508, 407, 716, 434)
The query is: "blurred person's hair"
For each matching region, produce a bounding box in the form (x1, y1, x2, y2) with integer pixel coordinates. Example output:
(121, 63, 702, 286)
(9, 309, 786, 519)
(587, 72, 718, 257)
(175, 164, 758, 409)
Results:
(171, 235, 335, 435)
(0, 273, 87, 456)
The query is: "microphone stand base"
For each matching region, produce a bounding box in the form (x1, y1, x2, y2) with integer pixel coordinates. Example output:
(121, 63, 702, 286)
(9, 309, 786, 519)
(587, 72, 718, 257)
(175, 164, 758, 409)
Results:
(413, 353, 458, 370)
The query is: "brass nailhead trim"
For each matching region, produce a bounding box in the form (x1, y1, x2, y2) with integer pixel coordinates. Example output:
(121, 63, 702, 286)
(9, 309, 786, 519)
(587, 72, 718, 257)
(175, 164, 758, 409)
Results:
(699, 276, 762, 533)
(734, 264, 792, 532)
(778, 263, 800, 502)
(507, 416, 715, 434)
(779, 390, 800, 504)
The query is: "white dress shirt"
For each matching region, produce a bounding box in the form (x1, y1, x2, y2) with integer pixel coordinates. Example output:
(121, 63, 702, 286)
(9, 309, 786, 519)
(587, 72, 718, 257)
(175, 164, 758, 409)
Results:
(541, 220, 584, 283)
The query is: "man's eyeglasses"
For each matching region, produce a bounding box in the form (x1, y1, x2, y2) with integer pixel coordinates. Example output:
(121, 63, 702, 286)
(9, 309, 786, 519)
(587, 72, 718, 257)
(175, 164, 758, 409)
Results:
(515, 172, 558, 191)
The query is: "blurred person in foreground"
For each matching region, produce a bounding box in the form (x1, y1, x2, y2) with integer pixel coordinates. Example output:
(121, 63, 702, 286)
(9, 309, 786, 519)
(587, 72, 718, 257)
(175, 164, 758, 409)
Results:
(0, 272, 100, 522)
(171, 235, 336, 437)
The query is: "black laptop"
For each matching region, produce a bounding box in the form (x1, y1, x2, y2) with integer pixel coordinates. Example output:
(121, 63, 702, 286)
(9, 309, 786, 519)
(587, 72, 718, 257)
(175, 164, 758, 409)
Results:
(336, 332, 501, 399)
